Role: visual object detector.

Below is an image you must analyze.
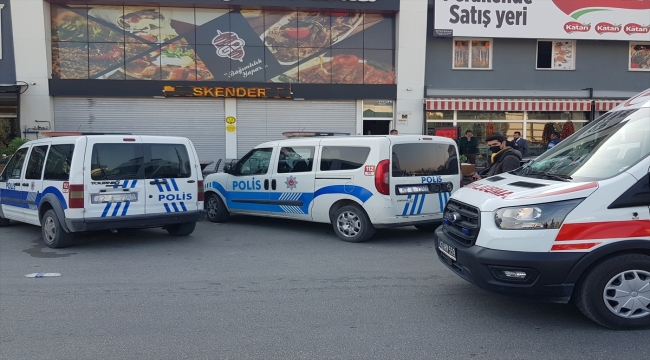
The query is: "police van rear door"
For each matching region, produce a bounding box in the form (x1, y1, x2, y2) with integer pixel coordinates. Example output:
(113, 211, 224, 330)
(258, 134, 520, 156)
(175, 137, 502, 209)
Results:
(143, 138, 198, 215)
(86, 136, 146, 219)
(390, 137, 460, 217)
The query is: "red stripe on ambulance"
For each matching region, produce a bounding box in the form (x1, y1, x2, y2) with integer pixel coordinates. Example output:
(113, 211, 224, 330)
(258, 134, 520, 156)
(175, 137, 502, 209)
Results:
(556, 220, 650, 241)
(551, 242, 602, 251)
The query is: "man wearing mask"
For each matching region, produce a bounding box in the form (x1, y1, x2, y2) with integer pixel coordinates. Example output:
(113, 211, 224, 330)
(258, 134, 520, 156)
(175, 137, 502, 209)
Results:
(512, 131, 529, 157)
(471, 134, 522, 181)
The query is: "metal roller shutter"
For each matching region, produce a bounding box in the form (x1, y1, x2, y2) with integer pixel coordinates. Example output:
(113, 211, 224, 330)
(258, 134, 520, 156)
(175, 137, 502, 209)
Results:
(53, 97, 226, 163)
(236, 99, 357, 157)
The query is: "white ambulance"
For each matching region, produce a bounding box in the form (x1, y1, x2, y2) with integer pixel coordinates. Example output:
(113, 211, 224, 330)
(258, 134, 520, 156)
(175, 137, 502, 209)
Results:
(204, 135, 460, 242)
(435, 89, 650, 329)
(0, 135, 206, 248)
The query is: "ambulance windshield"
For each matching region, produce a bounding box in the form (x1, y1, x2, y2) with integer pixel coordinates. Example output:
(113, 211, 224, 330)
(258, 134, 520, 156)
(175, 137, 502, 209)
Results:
(517, 107, 650, 182)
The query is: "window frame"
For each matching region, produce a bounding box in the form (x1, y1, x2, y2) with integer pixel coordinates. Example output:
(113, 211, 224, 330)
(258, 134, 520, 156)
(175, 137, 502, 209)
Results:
(235, 147, 273, 176)
(44, 144, 75, 181)
(319, 146, 371, 172)
(1, 147, 29, 181)
(629, 41, 650, 72)
(452, 37, 493, 70)
(91, 143, 144, 181)
(144, 143, 191, 179)
(277, 146, 315, 174)
(535, 39, 576, 71)
(25, 145, 50, 180)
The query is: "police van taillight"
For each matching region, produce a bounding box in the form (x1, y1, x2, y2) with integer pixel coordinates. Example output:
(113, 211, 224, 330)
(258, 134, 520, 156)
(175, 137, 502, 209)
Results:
(197, 180, 204, 201)
(375, 160, 390, 195)
(69, 184, 84, 208)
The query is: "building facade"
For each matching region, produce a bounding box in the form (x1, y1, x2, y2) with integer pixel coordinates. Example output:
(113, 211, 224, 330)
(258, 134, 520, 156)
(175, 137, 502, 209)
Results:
(0, 0, 20, 145)
(426, 0, 650, 163)
(8, 0, 430, 165)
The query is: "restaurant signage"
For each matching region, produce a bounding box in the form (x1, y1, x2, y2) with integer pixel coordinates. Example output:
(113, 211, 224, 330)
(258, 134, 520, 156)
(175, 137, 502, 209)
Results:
(434, 0, 650, 41)
(163, 85, 292, 98)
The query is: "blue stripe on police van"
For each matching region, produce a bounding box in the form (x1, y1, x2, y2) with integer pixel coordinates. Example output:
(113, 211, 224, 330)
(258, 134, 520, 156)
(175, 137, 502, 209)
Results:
(171, 202, 179, 212)
(164, 181, 172, 192)
(164, 203, 171, 213)
(417, 194, 426, 215)
(180, 202, 187, 212)
(438, 193, 444, 212)
(131, 180, 137, 188)
(402, 194, 412, 216)
(410, 194, 420, 215)
(155, 179, 164, 193)
(101, 203, 111, 217)
(121, 202, 130, 216)
(112, 202, 122, 217)
(170, 178, 179, 191)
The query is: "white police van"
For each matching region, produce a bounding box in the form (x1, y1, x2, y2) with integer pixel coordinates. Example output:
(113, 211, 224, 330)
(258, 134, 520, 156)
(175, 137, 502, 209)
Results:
(0, 135, 206, 248)
(436, 88, 650, 329)
(204, 135, 460, 242)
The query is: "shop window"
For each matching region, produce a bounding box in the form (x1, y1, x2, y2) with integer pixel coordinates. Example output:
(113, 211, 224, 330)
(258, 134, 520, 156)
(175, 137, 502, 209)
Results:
(44, 145, 74, 181)
(629, 42, 650, 71)
(453, 38, 492, 70)
(527, 111, 589, 121)
(457, 111, 507, 120)
(426, 122, 454, 136)
(458, 121, 523, 167)
(526, 121, 586, 157)
(278, 146, 315, 173)
(363, 100, 394, 119)
(25, 146, 49, 180)
(426, 111, 453, 121)
(536, 40, 575, 70)
(320, 146, 370, 171)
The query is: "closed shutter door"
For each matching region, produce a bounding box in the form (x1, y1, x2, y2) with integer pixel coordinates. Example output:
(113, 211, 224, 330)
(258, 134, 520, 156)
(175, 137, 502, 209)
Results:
(236, 100, 357, 157)
(54, 97, 226, 163)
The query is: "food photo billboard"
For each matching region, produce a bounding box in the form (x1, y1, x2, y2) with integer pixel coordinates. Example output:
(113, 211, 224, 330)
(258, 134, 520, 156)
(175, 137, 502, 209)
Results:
(434, 0, 650, 41)
(50, 4, 396, 84)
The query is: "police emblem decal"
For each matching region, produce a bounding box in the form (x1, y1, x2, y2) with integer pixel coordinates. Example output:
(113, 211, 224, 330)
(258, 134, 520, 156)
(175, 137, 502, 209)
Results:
(285, 176, 298, 190)
(30, 182, 35, 191)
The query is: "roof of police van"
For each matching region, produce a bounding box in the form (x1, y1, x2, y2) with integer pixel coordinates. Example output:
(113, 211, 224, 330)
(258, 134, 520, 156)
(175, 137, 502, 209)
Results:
(255, 135, 457, 148)
(20, 135, 191, 146)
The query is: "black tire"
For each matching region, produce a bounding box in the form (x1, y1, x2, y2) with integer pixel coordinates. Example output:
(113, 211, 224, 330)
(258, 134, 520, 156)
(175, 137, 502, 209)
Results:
(574, 254, 650, 330)
(414, 221, 443, 232)
(0, 216, 10, 227)
(205, 192, 229, 223)
(332, 205, 375, 243)
(166, 222, 196, 236)
(41, 209, 73, 248)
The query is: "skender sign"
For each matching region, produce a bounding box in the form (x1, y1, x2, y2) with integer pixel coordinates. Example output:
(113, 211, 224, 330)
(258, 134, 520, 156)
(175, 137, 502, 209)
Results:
(434, 0, 650, 41)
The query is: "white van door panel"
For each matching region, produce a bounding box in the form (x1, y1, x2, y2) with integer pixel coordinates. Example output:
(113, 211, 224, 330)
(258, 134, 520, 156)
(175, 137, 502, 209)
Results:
(390, 139, 460, 217)
(269, 143, 317, 220)
(23, 144, 50, 225)
(226, 147, 275, 214)
(0, 147, 29, 221)
(142, 140, 198, 215)
(85, 136, 146, 219)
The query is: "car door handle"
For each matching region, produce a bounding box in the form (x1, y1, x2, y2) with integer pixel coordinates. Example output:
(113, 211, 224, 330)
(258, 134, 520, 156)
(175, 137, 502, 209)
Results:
(22, 183, 29, 187)
(13, 182, 21, 186)
(264, 179, 269, 190)
(150, 180, 168, 185)
(271, 179, 276, 190)
(187, 180, 195, 183)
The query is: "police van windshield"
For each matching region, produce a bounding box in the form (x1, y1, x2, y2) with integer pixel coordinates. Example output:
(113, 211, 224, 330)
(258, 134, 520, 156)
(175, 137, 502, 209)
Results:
(516, 108, 650, 182)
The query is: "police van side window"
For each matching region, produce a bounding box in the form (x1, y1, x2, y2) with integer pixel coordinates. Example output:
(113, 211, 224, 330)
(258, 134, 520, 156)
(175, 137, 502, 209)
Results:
(91, 144, 142, 181)
(44, 144, 74, 181)
(320, 146, 371, 171)
(25, 145, 49, 180)
(392, 143, 458, 177)
(278, 147, 315, 173)
(237, 148, 272, 175)
(145, 144, 191, 179)
(0, 148, 28, 181)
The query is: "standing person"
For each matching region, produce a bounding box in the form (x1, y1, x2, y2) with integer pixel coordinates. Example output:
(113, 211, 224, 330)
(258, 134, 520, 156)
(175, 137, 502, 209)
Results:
(511, 131, 529, 157)
(390, 129, 398, 135)
(459, 130, 478, 164)
(547, 131, 561, 150)
(471, 134, 522, 181)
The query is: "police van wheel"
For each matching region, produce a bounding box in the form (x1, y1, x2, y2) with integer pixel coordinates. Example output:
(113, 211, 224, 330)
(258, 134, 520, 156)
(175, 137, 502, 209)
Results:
(205, 193, 229, 223)
(41, 209, 73, 248)
(414, 221, 442, 232)
(574, 254, 650, 330)
(166, 222, 197, 236)
(0, 216, 10, 227)
(332, 205, 375, 243)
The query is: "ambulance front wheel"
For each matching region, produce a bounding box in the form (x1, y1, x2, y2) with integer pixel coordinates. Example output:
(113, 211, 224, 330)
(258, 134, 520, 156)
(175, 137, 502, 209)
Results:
(205, 193, 229, 223)
(574, 253, 650, 330)
(332, 205, 375, 243)
(41, 209, 73, 248)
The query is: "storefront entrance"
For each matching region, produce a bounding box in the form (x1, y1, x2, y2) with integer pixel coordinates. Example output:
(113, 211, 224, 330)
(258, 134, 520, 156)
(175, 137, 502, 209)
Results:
(363, 120, 391, 135)
(0, 90, 20, 148)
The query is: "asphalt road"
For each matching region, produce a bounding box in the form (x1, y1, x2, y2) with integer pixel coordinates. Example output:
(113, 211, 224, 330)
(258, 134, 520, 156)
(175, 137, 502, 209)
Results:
(1, 217, 648, 360)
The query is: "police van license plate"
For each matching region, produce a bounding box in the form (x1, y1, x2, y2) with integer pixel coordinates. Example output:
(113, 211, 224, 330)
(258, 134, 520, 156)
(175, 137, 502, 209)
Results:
(438, 238, 456, 261)
(91, 193, 138, 204)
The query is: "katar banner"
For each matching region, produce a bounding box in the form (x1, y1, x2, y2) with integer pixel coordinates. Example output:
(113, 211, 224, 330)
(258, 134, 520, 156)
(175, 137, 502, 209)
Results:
(434, 0, 650, 41)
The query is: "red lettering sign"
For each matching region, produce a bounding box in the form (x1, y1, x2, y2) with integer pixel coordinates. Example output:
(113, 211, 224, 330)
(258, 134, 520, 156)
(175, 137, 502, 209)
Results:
(595, 22, 622, 34)
(624, 23, 650, 35)
(564, 21, 591, 33)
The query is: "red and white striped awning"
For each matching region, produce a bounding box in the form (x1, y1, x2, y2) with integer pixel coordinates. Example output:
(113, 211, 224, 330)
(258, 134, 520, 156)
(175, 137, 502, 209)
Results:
(595, 100, 624, 112)
(426, 98, 592, 111)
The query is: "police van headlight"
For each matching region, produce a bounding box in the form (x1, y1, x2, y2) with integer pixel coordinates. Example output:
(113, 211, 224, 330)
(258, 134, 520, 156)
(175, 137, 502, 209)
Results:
(494, 199, 583, 230)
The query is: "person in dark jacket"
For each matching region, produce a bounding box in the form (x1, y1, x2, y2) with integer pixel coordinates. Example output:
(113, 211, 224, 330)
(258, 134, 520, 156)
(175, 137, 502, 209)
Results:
(471, 133, 522, 180)
(511, 131, 529, 157)
(547, 132, 561, 150)
(459, 130, 478, 164)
